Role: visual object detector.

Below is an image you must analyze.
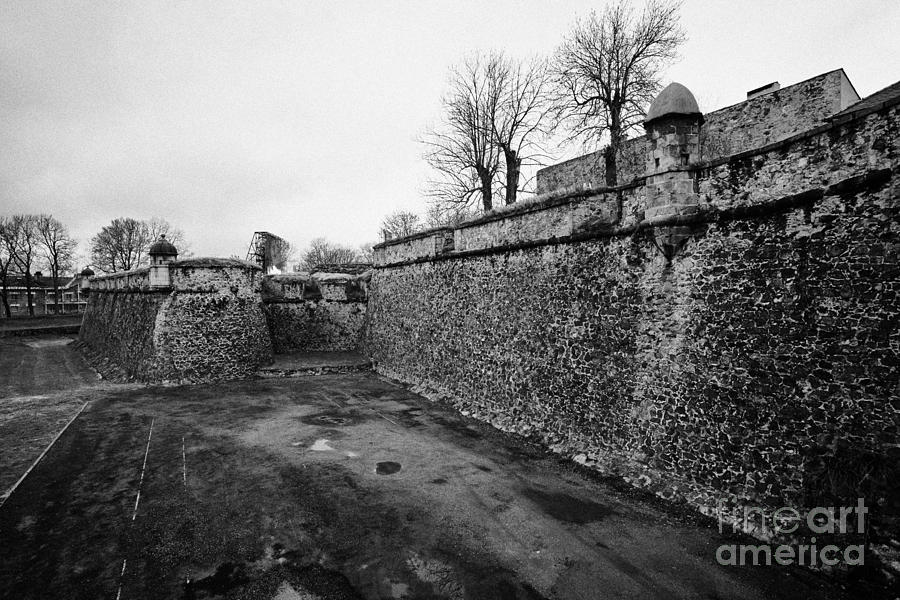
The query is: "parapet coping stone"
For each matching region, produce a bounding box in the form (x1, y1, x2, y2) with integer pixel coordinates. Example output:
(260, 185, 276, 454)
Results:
(90, 266, 150, 281)
(374, 179, 646, 251)
(172, 257, 262, 269)
(373, 167, 893, 269)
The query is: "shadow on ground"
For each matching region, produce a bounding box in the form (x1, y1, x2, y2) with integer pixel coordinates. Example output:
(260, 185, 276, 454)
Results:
(0, 338, 881, 599)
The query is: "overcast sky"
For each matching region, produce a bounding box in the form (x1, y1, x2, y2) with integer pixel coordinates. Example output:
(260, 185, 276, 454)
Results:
(2, 0, 898, 264)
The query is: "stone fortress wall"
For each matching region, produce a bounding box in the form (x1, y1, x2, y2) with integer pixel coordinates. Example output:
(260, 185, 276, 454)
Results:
(365, 78, 899, 555)
(79, 262, 370, 382)
(262, 272, 369, 353)
(76, 68, 898, 566)
(79, 258, 273, 383)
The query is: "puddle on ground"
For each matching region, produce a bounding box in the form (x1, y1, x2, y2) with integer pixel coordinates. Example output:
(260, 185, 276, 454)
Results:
(272, 581, 316, 600)
(24, 338, 72, 349)
(314, 415, 348, 425)
(310, 439, 335, 452)
(299, 411, 369, 427)
(375, 461, 401, 475)
(184, 562, 249, 597)
(182, 557, 358, 600)
(521, 488, 613, 524)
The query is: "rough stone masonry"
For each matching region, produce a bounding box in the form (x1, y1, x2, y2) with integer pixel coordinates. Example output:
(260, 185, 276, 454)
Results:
(75, 69, 899, 575)
(366, 74, 899, 569)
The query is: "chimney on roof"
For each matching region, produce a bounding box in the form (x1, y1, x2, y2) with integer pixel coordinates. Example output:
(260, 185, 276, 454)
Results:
(747, 81, 780, 100)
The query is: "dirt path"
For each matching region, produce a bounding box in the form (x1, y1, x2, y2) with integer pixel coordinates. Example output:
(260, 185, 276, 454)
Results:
(0, 372, 865, 600)
(0, 335, 100, 497)
(0, 335, 96, 397)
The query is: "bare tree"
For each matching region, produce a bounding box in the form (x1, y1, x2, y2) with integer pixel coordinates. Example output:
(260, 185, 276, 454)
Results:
(380, 210, 421, 241)
(553, 0, 685, 185)
(145, 217, 189, 256)
(90, 217, 186, 273)
(424, 202, 477, 229)
(265, 235, 294, 272)
(91, 218, 146, 272)
(0, 218, 13, 318)
(357, 242, 377, 264)
(422, 54, 502, 212)
(298, 238, 359, 272)
(3, 215, 41, 316)
(423, 52, 555, 212)
(487, 54, 554, 205)
(36, 215, 77, 314)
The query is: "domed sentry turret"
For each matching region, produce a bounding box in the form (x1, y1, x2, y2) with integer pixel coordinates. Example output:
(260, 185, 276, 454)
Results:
(80, 267, 95, 277)
(644, 82, 704, 174)
(148, 234, 178, 261)
(148, 234, 178, 288)
(643, 83, 704, 260)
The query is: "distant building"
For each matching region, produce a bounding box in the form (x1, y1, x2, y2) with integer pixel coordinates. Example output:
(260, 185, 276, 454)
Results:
(2, 268, 93, 316)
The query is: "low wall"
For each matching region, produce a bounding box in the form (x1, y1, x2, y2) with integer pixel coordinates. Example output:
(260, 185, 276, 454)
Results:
(262, 273, 368, 353)
(366, 103, 900, 562)
(79, 259, 272, 383)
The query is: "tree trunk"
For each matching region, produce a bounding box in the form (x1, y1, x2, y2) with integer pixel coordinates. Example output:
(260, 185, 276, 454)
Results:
(479, 169, 493, 211)
(605, 113, 622, 187)
(25, 272, 34, 316)
(603, 145, 617, 187)
(52, 272, 60, 315)
(0, 278, 10, 319)
(504, 147, 521, 205)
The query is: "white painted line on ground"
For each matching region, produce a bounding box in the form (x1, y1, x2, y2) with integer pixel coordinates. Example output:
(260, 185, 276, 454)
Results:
(0, 401, 89, 510)
(131, 419, 154, 521)
(370, 408, 399, 427)
(182, 436, 186, 487)
(116, 418, 156, 598)
(115, 558, 127, 600)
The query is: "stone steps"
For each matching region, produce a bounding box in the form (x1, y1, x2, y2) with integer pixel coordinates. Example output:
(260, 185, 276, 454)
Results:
(256, 350, 372, 378)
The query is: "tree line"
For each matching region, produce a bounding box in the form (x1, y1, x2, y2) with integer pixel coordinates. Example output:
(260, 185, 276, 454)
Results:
(0, 214, 186, 317)
(0, 215, 77, 317)
(407, 0, 685, 231)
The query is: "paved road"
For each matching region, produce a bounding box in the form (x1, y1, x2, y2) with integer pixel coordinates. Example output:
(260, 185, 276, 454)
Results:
(0, 339, 872, 599)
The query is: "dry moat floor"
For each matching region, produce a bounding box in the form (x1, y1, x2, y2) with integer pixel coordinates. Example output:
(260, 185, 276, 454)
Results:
(0, 334, 878, 600)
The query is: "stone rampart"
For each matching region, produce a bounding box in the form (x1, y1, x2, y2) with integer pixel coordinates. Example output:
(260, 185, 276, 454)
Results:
(79, 258, 272, 383)
(366, 102, 899, 556)
(262, 272, 369, 353)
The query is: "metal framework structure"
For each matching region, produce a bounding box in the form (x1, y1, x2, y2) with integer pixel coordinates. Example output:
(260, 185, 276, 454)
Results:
(246, 232, 270, 271)
(246, 231, 290, 273)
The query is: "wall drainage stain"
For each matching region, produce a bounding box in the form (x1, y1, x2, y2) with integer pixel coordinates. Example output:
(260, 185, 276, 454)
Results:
(375, 461, 402, 475)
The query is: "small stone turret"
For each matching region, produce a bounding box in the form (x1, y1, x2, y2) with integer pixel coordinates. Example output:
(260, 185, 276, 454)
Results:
(644, 82, 704, 173)
(643, 83, 704, 259)
(79, 267, 94, 292)
(148, 234, 178, 288)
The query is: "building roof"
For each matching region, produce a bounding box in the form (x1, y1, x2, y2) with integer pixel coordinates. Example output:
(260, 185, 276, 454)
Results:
(830, 79, 900, 121)
(645, 82, 703, 126)
(148, 234, 178, 256)
(3, 274, 51, 288)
